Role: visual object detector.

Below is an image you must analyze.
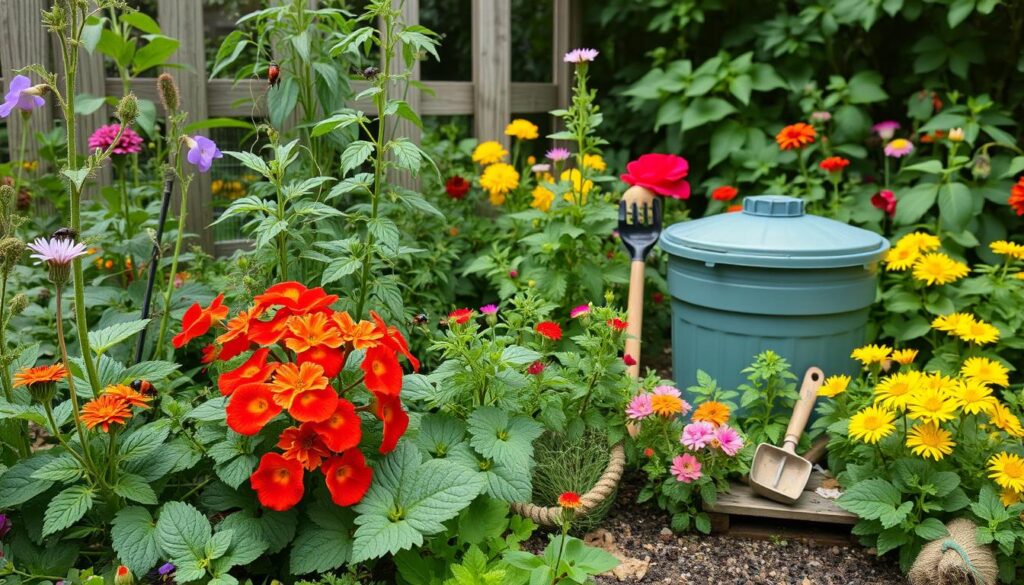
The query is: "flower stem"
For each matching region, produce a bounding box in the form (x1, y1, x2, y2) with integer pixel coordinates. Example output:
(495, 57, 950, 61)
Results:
(155, 167, 191, 357)
(55, 285, 97, 475)
(13, 115, 30, 193)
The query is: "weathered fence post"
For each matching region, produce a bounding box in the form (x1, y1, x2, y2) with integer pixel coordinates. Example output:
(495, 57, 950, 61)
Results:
(0, 0, 52, 168)
(471, 0, 510, 147)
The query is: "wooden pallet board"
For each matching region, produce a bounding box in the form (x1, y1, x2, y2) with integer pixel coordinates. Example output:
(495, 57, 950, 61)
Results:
(707, 472, 857, 528)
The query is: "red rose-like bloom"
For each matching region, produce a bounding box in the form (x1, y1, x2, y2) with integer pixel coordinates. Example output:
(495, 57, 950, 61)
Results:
(872, 190, 897, 217)
(527, 361, 545, 375)
(623, 354, 637, 366)
(172, 294, 229, 348)
(535, 321, 563, 341)
(711, 185, 737, 201)
(362, 346, 403, 396)
(557, 491, 582, 509)
(819, 156, 850, 173)
(620, 153, 690, 199)
(607, 318, 628, 331)
(250, 452, 305, 511)
(448, 308, 474, 325)
(313, 399, 362, 452)
(1009, 178, 1024, 216)
(445, 176, 470, 199)
(226, 382, 282, 435)
(375, 393, 409, 454)
(219, 348, 277, 396)
(322, 449, 373, 506)
(278, 423, 332, 470)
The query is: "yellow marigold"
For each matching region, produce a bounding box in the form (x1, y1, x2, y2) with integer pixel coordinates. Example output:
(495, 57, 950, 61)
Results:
(922, 372, 957, 395)
(504, 119, 539, 141)
(818, 375, 851, 398)
(651, 394, 684, 417)
(907, 386, 958, 425)
(560, 168, 593, 198)
(932, 312, 974, 333)
(851, 344, 891, 366)
(884, 246, 920, 271)
(874, 371, 923, 411)
(848, 405, 896, 444)
(961, 357, 1009, 387)
(951, 379, 997, 415)
(955, 318, 1000, 345)
(581, 153, 607, 172)
(897, 231, 941, 254)
(906, 423, 955, 461)
(692, 401, 730, 426)
(1001, 488, 1021, 506)
(480, 163, 520, 197)
(912, 253, 969, 286)
(891, 348, 918, 365)
(988, 452, 1024, 493)
(530, 185, 554, 211)
(472, 140, 508, 165)
(989, 240, 1024, 259)
(989, 402, 1024, 437)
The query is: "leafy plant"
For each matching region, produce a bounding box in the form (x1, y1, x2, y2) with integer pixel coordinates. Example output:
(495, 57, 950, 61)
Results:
(735, 350, 799, 447)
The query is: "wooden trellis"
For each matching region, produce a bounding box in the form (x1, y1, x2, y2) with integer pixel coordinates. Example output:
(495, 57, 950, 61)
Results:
(0, 0, 581, 256)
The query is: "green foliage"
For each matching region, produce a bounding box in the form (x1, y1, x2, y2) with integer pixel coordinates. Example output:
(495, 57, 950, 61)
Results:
(504, 535, 618, 585)
(736, 351, 799, 446)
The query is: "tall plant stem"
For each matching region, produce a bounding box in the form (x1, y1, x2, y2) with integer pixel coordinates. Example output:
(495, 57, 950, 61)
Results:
(13, 116, 30, 193)
(155, 166, 191, 357)
(55, 285, 98, 476)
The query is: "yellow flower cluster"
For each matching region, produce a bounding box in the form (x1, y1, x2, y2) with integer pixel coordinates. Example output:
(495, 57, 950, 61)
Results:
(504, 119, 539, 141)
(472, 140, 508, 165)
(212, 179, 247, 200)
(581, 153, 607, 172)
(989, 240, 1024, 260)
(932, 312, 1000, 345)
(884, 232, 969, 285)
(479, 163, 520, 206)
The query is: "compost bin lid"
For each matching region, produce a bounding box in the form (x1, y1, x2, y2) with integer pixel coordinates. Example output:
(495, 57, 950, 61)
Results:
(659, 195, 890, 269)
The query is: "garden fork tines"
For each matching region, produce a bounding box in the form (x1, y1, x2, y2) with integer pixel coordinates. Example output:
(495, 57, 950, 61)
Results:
(617, 191, 663, 380)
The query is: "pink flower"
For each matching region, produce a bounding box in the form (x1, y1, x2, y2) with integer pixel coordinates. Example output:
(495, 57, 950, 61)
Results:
(713, 425, 744, 456)
(527, 361, 545, 376)
(872, 121, 901, 141)
(872, 190, 896, 217)
(653, 385, 681, 397)
(621, 153, 690, 199)
(27, 237, 88, 266)
(564, 48, 599, 63)
(810, 111, 831, 122)
(670, 454, 702, 483)
(884, 138, 914, 158)
(508, 270, 518, 279)
(479, 304, 499, 315)
(570, 304, 591, 318)
(626, 394, 653, 420)
(88, 124, 143, 155)
(680, 421, 715, 450)
(546, 148, 570, 162)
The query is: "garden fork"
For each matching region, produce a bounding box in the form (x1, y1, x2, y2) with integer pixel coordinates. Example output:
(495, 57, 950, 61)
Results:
(618, 188, 663, 379)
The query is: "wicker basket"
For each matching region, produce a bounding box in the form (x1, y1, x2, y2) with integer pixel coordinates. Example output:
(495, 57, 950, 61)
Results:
(509, 442, 626, 527)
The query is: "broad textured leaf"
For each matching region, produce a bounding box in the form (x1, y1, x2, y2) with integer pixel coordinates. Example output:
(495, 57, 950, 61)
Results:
(341, 140, 374, 175)
(938, 182, 973, 232)
(185, 397, 228, 421)
(290, 525, 351, 575)
(88, 319, 150, 355)
(112, 507, 161, 576)
(0, 454, 56, 507)
(31, 454, 83, 483)
(43, 485, 95, 536)
(467, 407, 543, 468)
(155, 501, 212, 560)
(119, 423, 170, 461)
(268, 77, 300, 128)
(114, 473, 158, 505)
(837, 479, 905, 523)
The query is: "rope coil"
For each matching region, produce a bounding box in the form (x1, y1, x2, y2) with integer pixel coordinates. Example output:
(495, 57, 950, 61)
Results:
(909, 518, 997, 585)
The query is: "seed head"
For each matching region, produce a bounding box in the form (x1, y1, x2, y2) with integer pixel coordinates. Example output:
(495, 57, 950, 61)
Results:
(157, 73, 180, 115)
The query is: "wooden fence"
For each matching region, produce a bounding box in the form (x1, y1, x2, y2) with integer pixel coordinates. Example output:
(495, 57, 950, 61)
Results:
(0, 0, 581, 256)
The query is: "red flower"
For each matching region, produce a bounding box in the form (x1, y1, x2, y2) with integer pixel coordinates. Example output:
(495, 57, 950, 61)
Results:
(726, 204, 743, 213)
(448, 308, 474, 325)
(1010, 178, 1024, 216)
(872, 190, 897, 217)
(643, 447, 655, 457)
(200, 344, 218, 364)
(445, 176, 470, 199)
(218, 348, 277, 396)
(271, 362, 337, 423)
(172, 294, 229, 348)
(652, 292, 665, 304)
(226, 382, 282, 435)
(247, 312, 294, 346)
(557, 491, 582, 509)
(374, 392, 409, 454)
(250, 452, 305, 511)
(527, 361, 545, 375)
(621, 153, 690, 199)
(535, 321, 562, 341)
(278, 423, 332, 471)
(322, 449, 373, 506)
(362, 346, 403, 396)
(711, 185, 737, 201)
(607, 318, 628, 331)
(623, 354, 637, 366)
(216, 307, 261, 361)
(819, 156, 850, 173)
(369, 310, 420, 372)
(254, 282, 338, 315)
(313, 399, 362, 452)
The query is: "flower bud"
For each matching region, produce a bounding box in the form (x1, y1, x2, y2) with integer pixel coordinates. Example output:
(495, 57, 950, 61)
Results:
(27, 380, 57, 405)
(114, 565, 133, 585)
(0, 237, 26, 273)
(972, 153, 991, 179)
(8, 294, 28, 316)
(948, 127, 965, 142)
(0, 184, 14, 211)
(157, 73, 180, 115)
(116, 93, 139, 126)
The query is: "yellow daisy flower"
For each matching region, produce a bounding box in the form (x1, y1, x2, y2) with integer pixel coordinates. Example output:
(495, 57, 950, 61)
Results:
(818, 375, 851, 398)
(884, 246, 920, 271)
(988, 452, 1024, 493)
(851, 344, 892, 366)
(504, 119, 539, 141)
(1001, 488, 1021, 507)
(989, 402, 1024, 438)
(955, 318, 1000, 345)
(581, 153, 607, 172)
(921, 372, 957, 395)
(874, 371, 923, 411)
(480, 163, 520, 198)
(560, 169, 593, 199)
(932, 312, 975, 333)
(897, 231, 941, 254)
(961, 356, 1010, 387)
(891, 348, 918, 366)
(989, 240, 1024, 259)
(848, 405, 896, 444)
(472, 140, 508, 165)
(530, 185, 554, 211)
(907, 386, 958, 425)
(912, 253, 969, 286)
(1015, 272, 1024, 280)
(950, 379, 997, 415)
(905, 423, 955, 461)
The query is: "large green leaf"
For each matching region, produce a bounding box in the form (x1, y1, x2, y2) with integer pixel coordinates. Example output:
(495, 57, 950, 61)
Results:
(119, 423, 171, 461)
(837, 479, 910, 528)
(467, 406, 543, 469)
(88, 319, 150, 356)
(0, 454, 56, 507)
(938, 182, 973, 232)
(290, 524, 352, 575)
(268, 77, 300, 128)
(112, 507, 161, 576)
(155, 502, 212, 561)
(43, 485, 95, 536)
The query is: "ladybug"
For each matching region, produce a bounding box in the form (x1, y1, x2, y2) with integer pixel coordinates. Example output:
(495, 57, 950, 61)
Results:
(268, 62, 281, 88)
(130, 379, 156, 397)
(412, 313, 428, 326)
(51, 227, 79, 241)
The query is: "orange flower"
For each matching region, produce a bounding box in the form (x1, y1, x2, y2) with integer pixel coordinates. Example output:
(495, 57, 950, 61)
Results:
(558, 491, 582, 509)
(819, 156, 850, 173)
(254, 282, 338, 315)
(218, 348, 277, 396)
(278, 422, 332, 470)
(775, 123, 816, 150)
(692, 401, 730, 426)
(226, 382, 282, 435)
(80, 395, 132, 432)
(172, 294, 229, 349)
(362, 346, 403, 397)
(375, 392, 409, 454)
(201, 344, 219, 364)
(250, 452, 305, 511)
(103, 384, 151, 409)
(12, 364, 67, 387)
(333, 311, 383, 351)
(247, 312, 294, 346)
(370, 310, 420, 372)
(313, 399, 362, 452)
(287, 313, 346, 377)
(216, 307, 261, 361)
(270, 362, 338, 423)
(711, 186, 738, 201)
(1010, 177, 1024, 216)
(322, 449, 373, 506)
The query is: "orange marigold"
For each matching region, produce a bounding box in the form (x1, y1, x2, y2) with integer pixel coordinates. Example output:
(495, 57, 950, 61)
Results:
(332, 311, 383, 350)
(103, 384, 152, 409)
(12, 364, 67, 387)
(776, 123, 816, 150)
(80, 395, 132, 432)
(692, 401, 730, 426)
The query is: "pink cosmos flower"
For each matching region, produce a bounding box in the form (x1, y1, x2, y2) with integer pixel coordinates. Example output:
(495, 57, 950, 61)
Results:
(884, 138, 914, 158)
(88, 124, 143, 155)
(27, 237, 88, 266)
(480, 304, 499, 315)
(680, 421, 715, 450)
(564, 48, 599, 63)
(872, 121, 901, 141)
(546, 148, 571, 162)
(653, 385, 681, 397)
(570, 304, 590, 318)
(0, 75, 46, 118)
(626, 393, 654, 420)
(670, 453, 702, 483)
(713, 425, 744, 456)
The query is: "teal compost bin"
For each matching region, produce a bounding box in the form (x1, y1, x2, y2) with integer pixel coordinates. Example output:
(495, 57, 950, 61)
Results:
(659, 195, 889, 400)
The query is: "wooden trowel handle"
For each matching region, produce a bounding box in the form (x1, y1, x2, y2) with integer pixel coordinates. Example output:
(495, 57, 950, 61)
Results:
(782, 367, 824, 453)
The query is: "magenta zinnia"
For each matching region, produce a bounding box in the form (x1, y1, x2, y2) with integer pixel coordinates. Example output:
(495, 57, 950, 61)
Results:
(88, 124, 143, 155)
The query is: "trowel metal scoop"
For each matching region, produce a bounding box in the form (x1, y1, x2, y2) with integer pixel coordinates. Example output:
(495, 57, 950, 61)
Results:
(750, 366, 824, 505)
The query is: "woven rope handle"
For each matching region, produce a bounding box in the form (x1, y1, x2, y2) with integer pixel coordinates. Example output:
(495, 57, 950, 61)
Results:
(510, 442, 626, 526)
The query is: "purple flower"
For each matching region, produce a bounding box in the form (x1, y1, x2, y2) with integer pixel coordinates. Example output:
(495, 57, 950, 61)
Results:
(872, 120, 901, 141)
(158, 563, 175, 576)
(564, 48, 599, 63)
(0, 75, 45, 118)
(88, 124, 143, 155)
(680, 421, 715, 450)
(185, 135, 223, 173)
(626, 393, 653, 420)
(27, 237, 88, 266)
(479, 304, 499, 315)
(546, 148, 571, 162)
(0, 514, 11, 539)
(570, 304, 590, 318)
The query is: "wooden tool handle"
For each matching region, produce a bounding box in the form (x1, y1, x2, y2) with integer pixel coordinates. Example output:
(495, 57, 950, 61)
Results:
(624, 259, 645, 379)
(782, 367, 823, 453)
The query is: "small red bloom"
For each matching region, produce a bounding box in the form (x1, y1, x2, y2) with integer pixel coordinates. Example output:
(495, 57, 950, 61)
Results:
(322, 449, 373, 506)
(226, 382, 282, 435)
(535, 321, 563, 341)
(819, 156, 850, 173)
(216, 307, 261, 361)
(652, 292, 665, 304)
(172, 294, 228, 348)
(623, 354, 637, 366)
(218, 348, 277, 396)
(727, 204, 743, 213)
(278, 422, 332, 471)
(711, 185, 737, 201)
(247, 312, 294, 346)
(201, 344, 218, 364)
(445, 176, 470, 199)
(607, 318, 628, 331)
(375, 392, 409, 454)
(621, 154, 690, 199)
(1009, 178, 1024, 216)
(872, 190, 897, 217)
(643, 447, 655, 457)
(527, 361, 545, 375)
(250, 452, 305, 511)
(448, 308, 474, 325)
(313, 399, 362, 452)
(557, 491, 582, 509)
(362, 346, 403, 396)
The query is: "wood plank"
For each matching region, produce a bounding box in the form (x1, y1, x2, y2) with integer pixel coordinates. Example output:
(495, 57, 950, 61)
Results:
(551, 0, 572, 112)
(707, 478, 856, 526)
(214, 238, 255, 257)
(158, 0, 213, 252)
(0, 0, 52, 167)
(509, 82, 558, 113)
(471, 0, 510, 145)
